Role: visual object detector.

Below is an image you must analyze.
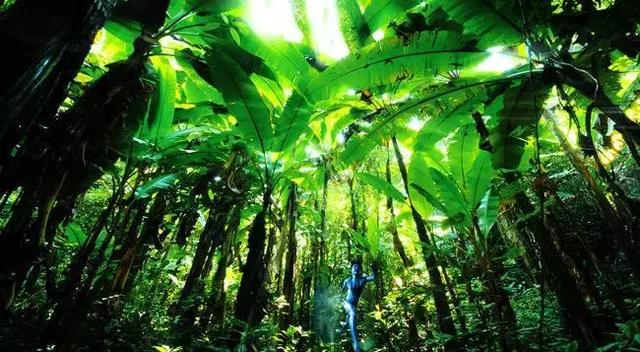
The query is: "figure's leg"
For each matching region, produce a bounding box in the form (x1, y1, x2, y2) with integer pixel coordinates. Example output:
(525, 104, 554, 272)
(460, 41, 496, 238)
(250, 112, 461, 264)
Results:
(347, 304, 361, 352)
(338, 302, 349, 335)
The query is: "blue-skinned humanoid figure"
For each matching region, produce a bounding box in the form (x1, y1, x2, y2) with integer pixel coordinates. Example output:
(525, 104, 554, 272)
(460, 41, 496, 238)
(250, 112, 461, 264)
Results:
(338, 262, 374, 352)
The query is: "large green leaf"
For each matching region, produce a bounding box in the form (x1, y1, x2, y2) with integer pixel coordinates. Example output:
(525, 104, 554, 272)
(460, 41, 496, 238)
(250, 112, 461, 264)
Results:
(488, 77, 549, 170)
(301, 168, 326, 192)
(465, 150, 494, 208)
(273, 92, 313, 153)
(337, 0, 371, 47)
(429, 0, 522, 49)
(447, 123, 479, 194)
(101, 18, 140, 61)
(204, 50, 273, 152)
(411, 182, 446, 215)
(185, 0, 241, 13)
(408, 151, 436, 218)
(366, 211, 380, 258)
(213, 43, 277, 82)
(135, 174, 179, 199)
(341, 117, 395, 164)
(143, 56, 177, 143)
(356, 172, 406, 202)
(306, 31, 488, 102)
(427, 167, 470, 226)
(414, 95, 482, 152)
(363, 0, 419, 34)
(477, 189, 499, 237)
(237, 29, 315, 93)
(64, 223, 88, 246)
(342, 78, 500, 164)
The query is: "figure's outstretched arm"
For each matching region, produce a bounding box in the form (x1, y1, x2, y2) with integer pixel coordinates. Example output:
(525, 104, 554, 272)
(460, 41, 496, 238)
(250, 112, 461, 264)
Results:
(365, 273, 375, 282)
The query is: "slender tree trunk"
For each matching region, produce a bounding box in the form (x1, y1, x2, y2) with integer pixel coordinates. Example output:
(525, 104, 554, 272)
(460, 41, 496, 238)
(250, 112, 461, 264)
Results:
(0, 170, 67, 311)
(472, 222, 516, 351)
(0, 0, 115, 166)
(178, 207, 217, 304)
(442, 268, 468, 333)
(392, 136, 457, 340)
(234, 189, 271, 329)
(279, 183, 298, 330)
(546, 109, 640, 275)
(1, 0, 170, 311)
(108, 199, 146, 295)
(576, 236, 630, 320)
(385, 182, 420, 348)
(120, 190, 171, 296)
(44, 162, 132, 343)
(54, 219, 117, 352)
(298, 257, 313, 330)
(505, 172, 602, 349)
(272, 210, 288, 293)
(457, 253, 489, 330)
(313, 167, 332, 343)
(385, 148, 412, 268)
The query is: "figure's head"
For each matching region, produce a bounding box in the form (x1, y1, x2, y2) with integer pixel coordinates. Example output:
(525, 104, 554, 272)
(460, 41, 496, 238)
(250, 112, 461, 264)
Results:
(351, 262, 361, 276)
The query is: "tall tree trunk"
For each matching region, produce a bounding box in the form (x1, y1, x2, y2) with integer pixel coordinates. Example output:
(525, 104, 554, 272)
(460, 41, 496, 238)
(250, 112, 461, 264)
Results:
(464, 218, 517, 351)
(0, 0, 115, 166)
(385, 143, 428, 348)
(119, 190, 171, 296)
(0, 0, 169, 308)
(53, 217, 117, 352)
(298, 257, 313, 330)
(392, 136, 457, 340)
(199, 202, 242, 331)
(279, 183, 298, 330)
(108, 199, 147, 296)
(505, 172, 602, 349)
(385, 148, 411, 268)
(441, 268, 468, 334)
(313, 165, 332, 343)
(546, 109, 640, 275)
(234, 189, 271, 329)
(0, 171, 67, 311)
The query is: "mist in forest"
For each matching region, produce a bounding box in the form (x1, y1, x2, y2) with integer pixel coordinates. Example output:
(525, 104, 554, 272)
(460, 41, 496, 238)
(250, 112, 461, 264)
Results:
(312, 282, 343, 345)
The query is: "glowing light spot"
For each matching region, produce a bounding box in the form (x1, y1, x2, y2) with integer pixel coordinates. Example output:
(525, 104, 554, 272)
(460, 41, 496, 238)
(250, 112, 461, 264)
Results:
(476, 47, 524, 73)
(306, 0, 349, 60)
(247, 0, 303, 42)
(407, 116, 424, 131)
(305, 145, 322, 159)
(372, 29, 385, 41)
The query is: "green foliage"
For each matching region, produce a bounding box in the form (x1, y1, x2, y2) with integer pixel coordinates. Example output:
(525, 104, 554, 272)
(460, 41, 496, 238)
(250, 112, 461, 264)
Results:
(135, 174, 180, 199)
(307, 31, 488, 102)
(366, 211, 381, 258)
(488, 78, 549, 170)
(596, 321, 640, 352)
(362, 0, 420, 34)
(63, 222, 88, 246)
(356, 172, 406, 202)
(429, 0, 523, 49)
(142, 56, 177, 142)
